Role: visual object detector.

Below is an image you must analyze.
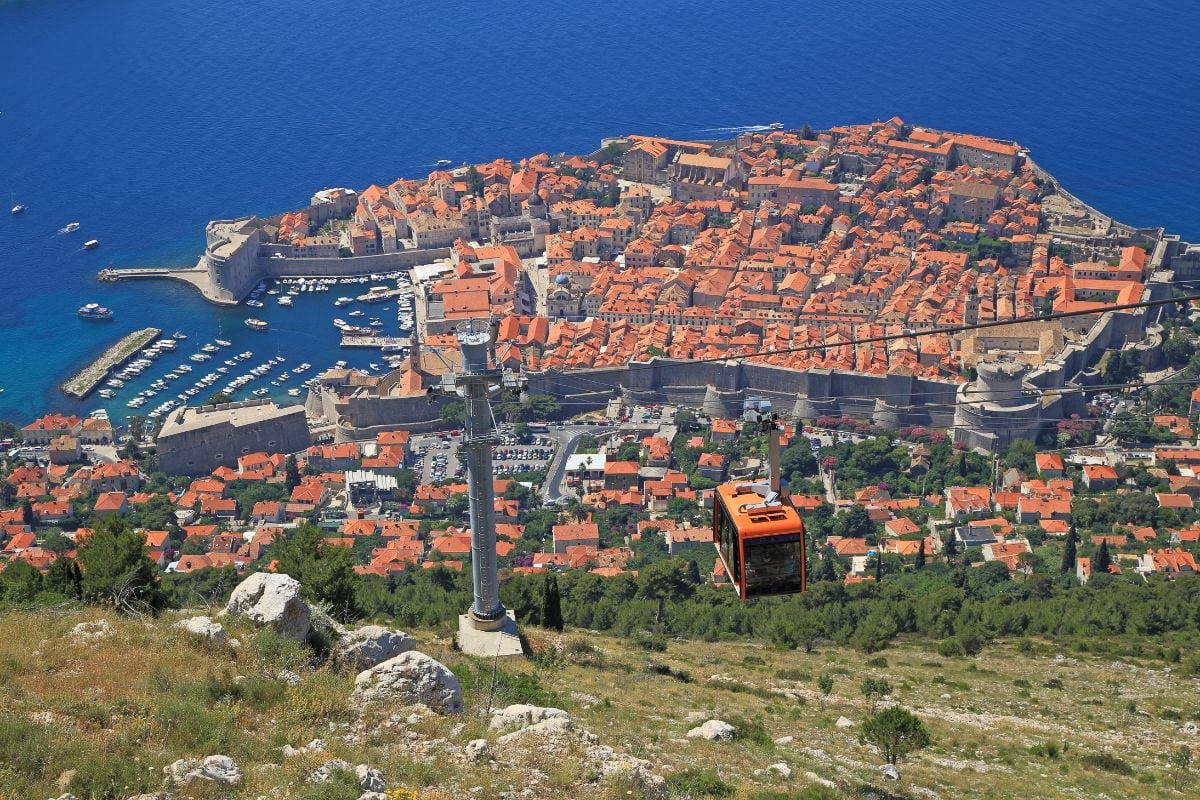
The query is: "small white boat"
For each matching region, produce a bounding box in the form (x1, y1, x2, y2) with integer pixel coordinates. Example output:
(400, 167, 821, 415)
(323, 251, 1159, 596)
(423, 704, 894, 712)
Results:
(83, 239, 100, 249)
(11, 201, 25, 215)
(278, 296, 293, 307)
(63, 222, 80, 233)
(436, 159, 453, 168)
(245, 318, 268, 331)
(98, 389, 116, 399)
(172, 330, 187, 339)
(215, 338, 231, 347)
(287, 388, 301, 397)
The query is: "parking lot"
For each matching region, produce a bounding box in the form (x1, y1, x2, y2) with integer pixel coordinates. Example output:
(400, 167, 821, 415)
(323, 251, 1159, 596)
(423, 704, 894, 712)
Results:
(409, 431, 555, 484)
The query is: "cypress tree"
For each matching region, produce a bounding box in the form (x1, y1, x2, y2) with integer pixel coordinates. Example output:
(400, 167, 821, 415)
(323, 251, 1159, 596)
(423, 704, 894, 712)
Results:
(542, 573, 564, 631)
(285, 454, 301, 493)
(819, 547, 838, 582)
(915, 539, 926, 569)
(943, 531, 958, 560)
(1061, 526, 1078, 573)
(1095, 540, 1112, 575)
(20, 498, 34, 527)
(874, 554, 883, 583)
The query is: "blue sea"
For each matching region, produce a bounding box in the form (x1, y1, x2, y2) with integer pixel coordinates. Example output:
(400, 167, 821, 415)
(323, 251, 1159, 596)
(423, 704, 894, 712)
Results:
(1, 0, 1197, 426)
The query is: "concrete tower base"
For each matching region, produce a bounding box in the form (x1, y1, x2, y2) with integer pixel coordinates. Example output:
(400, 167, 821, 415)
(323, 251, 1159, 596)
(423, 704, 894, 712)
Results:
(458, 611, 523, 657)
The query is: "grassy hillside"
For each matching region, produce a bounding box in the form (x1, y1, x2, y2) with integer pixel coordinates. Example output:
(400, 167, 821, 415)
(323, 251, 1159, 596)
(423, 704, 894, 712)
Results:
(0, 608, 1197, 799)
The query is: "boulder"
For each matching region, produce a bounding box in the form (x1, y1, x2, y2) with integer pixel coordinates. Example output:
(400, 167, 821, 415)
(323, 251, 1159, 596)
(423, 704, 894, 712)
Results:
(1181, 721, 1198, 736)
(774, 735, 794, 745)
(497, 715, 576, 746)
(881, 764, 901, 781)
(490, 703, 571, 730)
(358, 794, 388, 800)
(173, 615, 226, 644)
(356, 764, 386, 793)
(350, 651, 463, 714)
(334, 625, 416, 671)
(768, 762, 793, 780)
(835, 716, 855, 729)
(308, 759, 351, 784)
(221, 573, 311, 642)
(685, 719, 735, 741)
(277, 668, 302, 687)
(604, 764, 668, 800)
(464, 738, 490, 762)
(68, 620, 112, 642)
(164, 755, 242, 786)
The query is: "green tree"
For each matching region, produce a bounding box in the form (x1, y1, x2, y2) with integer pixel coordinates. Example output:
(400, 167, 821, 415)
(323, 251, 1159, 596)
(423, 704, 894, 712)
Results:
(1170, 746, 1193, 792)
(206, 391, 233, 406)
(439, 400, 465, 427)
(915, 538, 926, 569)
(859, 706, 931, 765)
(20, 498, 34, 527)
(835, 504, 875, 539)
(271, 524, 360, 621)
(638, 560, 693, 627)
(542, 573, 564, 632)
(127, 415, 146, 442)
(43, 556, 83, 599)
(1094, 540, 1112, 575)
(943, 531, 958, 560)
(1006, 439, 1037, 475)
(285, 454, 301, 493)
(817, 673, 834, 709)
(1061, 526, 1078, 574)
(0, 558, 43, 603)
(673, 409, 698, 434)
(861, 677, 893, 713)
(76, 517, 165, 614)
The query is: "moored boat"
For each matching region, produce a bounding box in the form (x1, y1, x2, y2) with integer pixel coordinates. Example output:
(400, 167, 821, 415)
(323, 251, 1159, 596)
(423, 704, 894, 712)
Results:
(245, 318, 268, 331)
(83, 239, 100, 249)
(77, 302, 113, 320)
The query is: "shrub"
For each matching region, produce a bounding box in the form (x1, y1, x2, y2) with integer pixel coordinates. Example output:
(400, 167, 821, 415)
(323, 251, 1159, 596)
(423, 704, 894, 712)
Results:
(249, 627, 313, 673)
(728, 714, 773, 748)
(864, 656, 889, 668)
(646, 662, 692, 682)
(1030, 740, 1062, 759)
(154, 696, 237, 753)
(299, 767, 361, 800)
(68, 753, 155, 800)
(742, 655, 767, 667)
(1043, 677, 1065, 690)
(665, 768, 734, 797)
(633, 632, 668, 652)
(776, 668, 812, 682)
(1012, 679, 1031, 688)
(1079, 752, 1135, 776)
(283, 670, 353, 725)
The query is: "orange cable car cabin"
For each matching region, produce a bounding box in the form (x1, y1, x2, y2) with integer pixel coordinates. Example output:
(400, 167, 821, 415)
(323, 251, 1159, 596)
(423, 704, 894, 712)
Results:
(713, 482, 806, 600)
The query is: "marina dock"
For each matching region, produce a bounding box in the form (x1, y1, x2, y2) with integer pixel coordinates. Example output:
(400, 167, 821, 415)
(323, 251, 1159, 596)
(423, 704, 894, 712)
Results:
(340, 335, 410, 349)
(62, 327, 161, 399)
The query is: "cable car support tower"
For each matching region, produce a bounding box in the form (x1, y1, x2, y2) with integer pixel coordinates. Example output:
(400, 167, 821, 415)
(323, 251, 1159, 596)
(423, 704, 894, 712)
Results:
(436, 318, 525, 656)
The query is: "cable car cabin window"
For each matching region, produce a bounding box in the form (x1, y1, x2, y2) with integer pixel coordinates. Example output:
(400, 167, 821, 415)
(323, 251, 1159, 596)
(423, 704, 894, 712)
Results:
(714, 496, 741, 584)
(742, 533, 803, 597)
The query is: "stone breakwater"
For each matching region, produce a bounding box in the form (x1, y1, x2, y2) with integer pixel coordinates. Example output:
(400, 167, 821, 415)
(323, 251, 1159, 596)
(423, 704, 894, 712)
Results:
(61, 327, 161, 399)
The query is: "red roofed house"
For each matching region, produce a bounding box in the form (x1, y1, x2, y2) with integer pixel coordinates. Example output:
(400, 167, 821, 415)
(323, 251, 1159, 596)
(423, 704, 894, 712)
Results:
(552, 522, 600, 554)
(696, 452, 726, 482)
(93, 492, 128, 517)
(1082, 465, 1118, 491)
(1138, 548, 1198, 578)
(21, 414, 82, 446)
(710, 418, 738, 442)
(883, 517, 921, 538)
(251, 501, 286, 524)
(1035, 453, 1064, 478)
(945, 487, 991, 520)
(1157, 493, 1194, 510)
(90, 460, 142, 493)
(603, 461, 640, 491)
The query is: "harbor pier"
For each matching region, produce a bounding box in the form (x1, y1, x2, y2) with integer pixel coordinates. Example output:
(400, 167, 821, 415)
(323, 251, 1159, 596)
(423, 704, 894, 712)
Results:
(62, 327, 162, 399)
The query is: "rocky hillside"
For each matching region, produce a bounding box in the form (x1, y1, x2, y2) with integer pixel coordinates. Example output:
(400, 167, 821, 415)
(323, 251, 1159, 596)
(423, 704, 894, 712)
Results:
(1, 573, 1198, 800)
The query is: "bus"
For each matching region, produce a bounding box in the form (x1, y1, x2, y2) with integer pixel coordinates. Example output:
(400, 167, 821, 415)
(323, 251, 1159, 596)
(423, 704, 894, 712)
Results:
(713, 482, 806, 600)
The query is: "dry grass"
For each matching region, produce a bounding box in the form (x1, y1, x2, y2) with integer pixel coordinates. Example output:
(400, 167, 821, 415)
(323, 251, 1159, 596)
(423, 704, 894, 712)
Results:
(1, 610, 1197, 799)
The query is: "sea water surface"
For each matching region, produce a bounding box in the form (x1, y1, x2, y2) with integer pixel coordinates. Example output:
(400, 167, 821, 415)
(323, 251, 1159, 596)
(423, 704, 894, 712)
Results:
(0, 0, 1198, 425)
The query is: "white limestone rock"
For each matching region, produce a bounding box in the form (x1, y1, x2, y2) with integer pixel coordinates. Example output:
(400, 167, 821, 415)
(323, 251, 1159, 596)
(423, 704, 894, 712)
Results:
(464, 738, 490, 762)
(490, 703, 571, 731)
(308, 759, 351, 784)
(768, 762, 793, 780)
(686, 719, 735, 741)
(1181, 721, 1198, 735)
(173, 615, 226, 644)
(497, 716, 578, 746)
(334, 625, 416, 671)
(277, 668, 302, 687)
(350, 651, 463, 714)
(835, 716, 855, 729)
(356, 764, 386, 793)
(164, 755, 242, 786)
(68, 620, 112, 642)
(221, 572, 311, 642)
